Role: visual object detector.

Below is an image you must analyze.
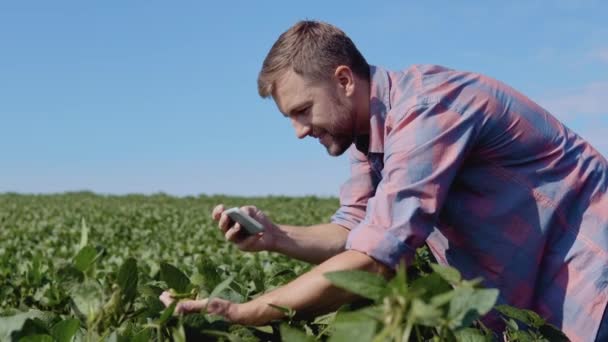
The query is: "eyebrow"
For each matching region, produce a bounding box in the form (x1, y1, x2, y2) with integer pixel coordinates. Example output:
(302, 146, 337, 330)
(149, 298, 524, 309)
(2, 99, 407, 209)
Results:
(285, 101, 311, 117)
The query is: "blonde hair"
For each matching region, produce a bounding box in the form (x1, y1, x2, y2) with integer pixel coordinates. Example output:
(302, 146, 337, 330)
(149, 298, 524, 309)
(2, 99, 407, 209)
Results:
(257, 20, 369, 98)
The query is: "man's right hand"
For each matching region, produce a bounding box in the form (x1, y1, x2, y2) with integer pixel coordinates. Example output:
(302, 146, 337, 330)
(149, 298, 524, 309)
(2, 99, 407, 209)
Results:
(212, 204, 279, 252)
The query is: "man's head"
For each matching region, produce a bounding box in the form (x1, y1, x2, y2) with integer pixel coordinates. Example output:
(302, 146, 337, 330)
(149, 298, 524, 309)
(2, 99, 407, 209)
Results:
(258, 20, 370, 156)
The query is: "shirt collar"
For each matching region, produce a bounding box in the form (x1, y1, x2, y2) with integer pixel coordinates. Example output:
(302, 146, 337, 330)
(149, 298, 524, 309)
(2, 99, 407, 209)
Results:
(355, 65, 390, 155)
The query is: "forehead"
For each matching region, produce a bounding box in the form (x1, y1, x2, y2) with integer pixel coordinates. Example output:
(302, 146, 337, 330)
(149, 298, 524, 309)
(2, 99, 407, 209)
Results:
(272, 70, 316, 114)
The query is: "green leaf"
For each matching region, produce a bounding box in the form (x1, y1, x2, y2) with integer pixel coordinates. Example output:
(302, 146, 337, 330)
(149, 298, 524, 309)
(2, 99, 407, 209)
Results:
(460, 277, 484, 288)
(409, 298, 443, 327)
(328, 310, 377, 342)
(18, 335, 54, 342)
(160, 262, 191, 293)
(50, 319, 80, 342)
(505, 318, 519, 331)
(454, 328, 490, 342)
(495, 305, 545, 328)
(252, 325, 274, 334)
(430, 289, 457, 307)
(56, 265, 84, 285)
(172, 323, 186, 342)
(70, 280, 104, 322)
(158, 301, 177, 326)
(117, 258, 138, 303)
(538, 323, 569, 342)
(73, 245, 100, 273)
(387, 263, 409, 296)
(139, 284, 164, 297)
(78, 217, 89, 250)
(207, 275, 234, 302)
(324, 270, 387, 301)
(10, 317, 51, 341)
(431, 263, 462, 285)
(280, 324, 315, 342)
(200, 329, 242, 342)
(410, 272, 452, 301)
(197, 259, 222, 291)
(131, 328, 152, 342)
(509, 330, 535, 342)
(476, 320, 495, 339)
(448, 288, 499, 329)
(0, 310, 48, 341)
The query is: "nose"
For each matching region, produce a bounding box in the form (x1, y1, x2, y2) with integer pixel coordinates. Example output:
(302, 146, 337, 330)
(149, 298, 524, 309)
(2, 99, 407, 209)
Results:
(292, 118, 312, 139)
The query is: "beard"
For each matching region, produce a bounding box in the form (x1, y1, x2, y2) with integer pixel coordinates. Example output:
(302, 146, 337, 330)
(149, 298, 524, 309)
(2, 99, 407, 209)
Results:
(320, 95, 356, 156)
(322, 133, 353, 156)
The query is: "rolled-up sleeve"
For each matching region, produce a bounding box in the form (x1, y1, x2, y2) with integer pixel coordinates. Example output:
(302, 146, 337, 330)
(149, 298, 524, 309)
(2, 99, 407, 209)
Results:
(331, 146, 376, 230)
(346, 101, 481, 268)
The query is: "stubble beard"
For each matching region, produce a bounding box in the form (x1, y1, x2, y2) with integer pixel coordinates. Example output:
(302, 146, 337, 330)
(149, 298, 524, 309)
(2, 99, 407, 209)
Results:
(322, 99, 356, 157)
(323, 134, 352, 156)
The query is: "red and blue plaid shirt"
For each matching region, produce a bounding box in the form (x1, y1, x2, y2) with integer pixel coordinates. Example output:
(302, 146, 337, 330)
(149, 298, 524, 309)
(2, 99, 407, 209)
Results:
(331, 64, 608, 341)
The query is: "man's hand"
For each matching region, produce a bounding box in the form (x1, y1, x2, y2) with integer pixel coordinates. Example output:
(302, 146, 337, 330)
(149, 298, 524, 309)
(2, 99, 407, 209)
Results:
(158, 290, 276, 326)
(159, 291, 239, 321)
(213, 204, 350, 264)
(158, 250, 393, 326)
(212, 204, 279, 252)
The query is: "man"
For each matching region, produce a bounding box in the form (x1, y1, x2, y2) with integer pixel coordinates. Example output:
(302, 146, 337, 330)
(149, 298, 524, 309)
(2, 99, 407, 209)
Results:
(161, 20, 608, 341)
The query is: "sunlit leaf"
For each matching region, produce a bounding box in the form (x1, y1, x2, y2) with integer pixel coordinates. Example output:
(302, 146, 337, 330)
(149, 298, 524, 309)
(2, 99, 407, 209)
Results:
(280, 324, 315, 342)
(73, 245, 99, 273)
(117, 258, 138, 303)
(160, 262, 191, 293)
(431, 263, 462, 285)
(50, 319, 80, 342)
(494, 305, 545, 328)
(448, 288, 499, 329)
(328, 310, 377, 342)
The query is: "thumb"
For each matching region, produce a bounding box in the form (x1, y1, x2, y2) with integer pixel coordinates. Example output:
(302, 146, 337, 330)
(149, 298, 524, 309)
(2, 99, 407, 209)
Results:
(175, 298, 209, 314)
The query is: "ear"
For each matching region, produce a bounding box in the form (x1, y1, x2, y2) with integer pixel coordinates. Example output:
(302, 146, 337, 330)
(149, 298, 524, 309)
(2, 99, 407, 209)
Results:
(334, 65, 355, 97)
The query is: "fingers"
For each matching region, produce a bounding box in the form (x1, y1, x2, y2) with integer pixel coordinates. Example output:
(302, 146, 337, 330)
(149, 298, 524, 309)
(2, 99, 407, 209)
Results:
(236, 233, 262, 250)
(158, 291, 231, 317)
(159, 291, 203, 314)
(225, 222, 243, 241)
(159, 291, 174, 307)
(240, 205, 261, 220)
(159, 291, 208, 314)
(211, 204, 225, 221)
(213, 204, 235, 234)
(240, 205, 272, 229)
(218, 212, 233, 233)
(175, 298, 208, 314)
(213, 204, 267, 250)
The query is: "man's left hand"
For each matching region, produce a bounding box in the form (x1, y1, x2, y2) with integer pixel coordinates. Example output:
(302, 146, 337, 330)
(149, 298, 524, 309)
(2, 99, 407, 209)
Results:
(158, 250, 393, 326)
(159, 291, 240, 322)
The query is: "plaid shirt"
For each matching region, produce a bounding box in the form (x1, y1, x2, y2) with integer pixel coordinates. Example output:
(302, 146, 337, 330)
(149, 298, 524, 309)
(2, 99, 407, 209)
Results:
(331, 64, 608, 341)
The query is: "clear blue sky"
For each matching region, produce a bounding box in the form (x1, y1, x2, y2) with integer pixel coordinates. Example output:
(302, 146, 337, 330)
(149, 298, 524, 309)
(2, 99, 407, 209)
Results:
(1, 1, 607, 196)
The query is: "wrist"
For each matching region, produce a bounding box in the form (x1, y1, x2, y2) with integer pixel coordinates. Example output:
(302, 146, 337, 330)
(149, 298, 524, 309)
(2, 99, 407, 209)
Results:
(265, 224, 284, 253)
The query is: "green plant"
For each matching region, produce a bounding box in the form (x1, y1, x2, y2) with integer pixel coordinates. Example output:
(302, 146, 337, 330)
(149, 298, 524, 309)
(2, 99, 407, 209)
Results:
(0, 193, 568, 341)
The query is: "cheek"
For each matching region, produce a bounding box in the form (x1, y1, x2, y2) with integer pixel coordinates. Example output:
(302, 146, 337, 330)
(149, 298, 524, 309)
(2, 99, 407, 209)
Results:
(312, 101, 352, 134)
(332, 105, 354, 133)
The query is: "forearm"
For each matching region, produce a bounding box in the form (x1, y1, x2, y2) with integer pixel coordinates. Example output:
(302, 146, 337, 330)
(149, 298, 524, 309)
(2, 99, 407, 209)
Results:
(236, 250, 392, 325)
(269, 223, 349, 264)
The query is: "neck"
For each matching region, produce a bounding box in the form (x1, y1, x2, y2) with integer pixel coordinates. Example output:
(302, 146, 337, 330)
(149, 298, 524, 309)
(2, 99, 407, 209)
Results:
(354, 77, 371, 136)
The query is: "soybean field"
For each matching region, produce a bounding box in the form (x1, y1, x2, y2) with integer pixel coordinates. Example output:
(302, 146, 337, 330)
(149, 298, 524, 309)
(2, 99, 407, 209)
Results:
(0, 193, 568, 341)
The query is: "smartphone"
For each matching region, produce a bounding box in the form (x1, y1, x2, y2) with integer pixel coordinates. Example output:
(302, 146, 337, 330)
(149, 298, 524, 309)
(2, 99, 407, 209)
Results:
(223, 207, 265, 235)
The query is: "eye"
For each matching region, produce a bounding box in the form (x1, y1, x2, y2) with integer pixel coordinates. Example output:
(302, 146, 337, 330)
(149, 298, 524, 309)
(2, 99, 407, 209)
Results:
(295, 106, 310, 116)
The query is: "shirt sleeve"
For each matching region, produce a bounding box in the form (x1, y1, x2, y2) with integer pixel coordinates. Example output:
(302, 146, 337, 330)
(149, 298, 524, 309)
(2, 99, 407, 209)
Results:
(331, 145, 376, 230)
(346, 101, 481, 268)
